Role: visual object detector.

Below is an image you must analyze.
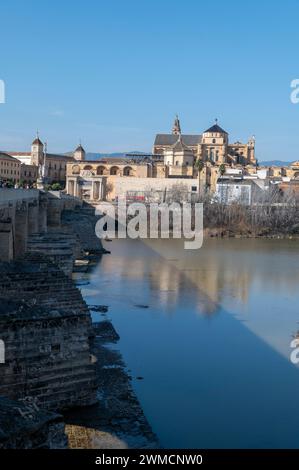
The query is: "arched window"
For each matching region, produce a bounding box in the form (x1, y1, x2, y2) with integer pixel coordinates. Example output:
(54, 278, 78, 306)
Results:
(110, 166, 120, 175)
(72, 165, 80, 174)
(123, 166, 133, 176)
(97, 166, 106, 175)
(83, 165, 93, 171)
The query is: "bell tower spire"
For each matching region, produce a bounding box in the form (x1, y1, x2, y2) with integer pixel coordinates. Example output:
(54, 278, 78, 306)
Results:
(172, 114, 181, 135)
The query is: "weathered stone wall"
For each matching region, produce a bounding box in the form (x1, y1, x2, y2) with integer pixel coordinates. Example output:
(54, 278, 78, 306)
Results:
(0, 259, 97, 411)
(0, 192, 106, 448)
(0, 189, 104, 266)
(62, 205, 105, 254)
(26, 233, 77, 276)
(112, 176, 199, 200)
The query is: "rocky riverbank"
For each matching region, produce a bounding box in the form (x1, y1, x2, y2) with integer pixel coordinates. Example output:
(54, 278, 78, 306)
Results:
(64, 319, 158, 449)
(0, 396, 66, 449)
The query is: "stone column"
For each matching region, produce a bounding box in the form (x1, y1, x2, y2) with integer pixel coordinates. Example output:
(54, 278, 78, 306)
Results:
(14, 201, 28, 258)
(67, 179, 74, 196)
(38, 193, 48, 234)
(75, 179, 81, 199)
(47, 195, 62, 228)
(28, 201, 39, 235)
(101, 177, 107, 200)
(92, 181, 100, 201)
(0, 219, 13, 262)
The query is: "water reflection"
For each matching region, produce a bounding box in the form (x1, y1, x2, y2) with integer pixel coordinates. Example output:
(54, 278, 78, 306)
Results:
(80, 238, 299, 448)
(93, 238, 299, 317)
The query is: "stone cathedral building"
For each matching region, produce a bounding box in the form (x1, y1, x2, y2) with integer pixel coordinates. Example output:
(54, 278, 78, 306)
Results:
(154, 116, 256, 167)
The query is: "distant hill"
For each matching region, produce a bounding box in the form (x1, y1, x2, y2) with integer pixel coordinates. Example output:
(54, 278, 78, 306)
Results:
(259, 160, 292, 167)
(67, 153, 294, 167)
(64, 151, 149, 160)
(85, 151, 148, 161)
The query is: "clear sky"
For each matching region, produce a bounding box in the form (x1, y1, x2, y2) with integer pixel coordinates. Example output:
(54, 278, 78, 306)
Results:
(0, 0, 299, 160)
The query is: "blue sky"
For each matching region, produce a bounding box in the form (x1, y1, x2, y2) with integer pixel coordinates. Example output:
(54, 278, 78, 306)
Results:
(0, 0, 299, 160)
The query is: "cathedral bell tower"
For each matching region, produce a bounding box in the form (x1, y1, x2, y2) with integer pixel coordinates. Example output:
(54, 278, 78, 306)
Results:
(74, 143, 86, 161)
(172, 115, 181, 135)
(248, 135, 256, 165)
(31, 133, 44, 166)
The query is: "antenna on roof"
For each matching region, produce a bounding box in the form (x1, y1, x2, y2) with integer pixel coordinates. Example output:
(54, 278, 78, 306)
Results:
(215, 118, 218, 125)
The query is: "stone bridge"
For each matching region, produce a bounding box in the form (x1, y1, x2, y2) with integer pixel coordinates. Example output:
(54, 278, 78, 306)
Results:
(0, 189, 82, 262)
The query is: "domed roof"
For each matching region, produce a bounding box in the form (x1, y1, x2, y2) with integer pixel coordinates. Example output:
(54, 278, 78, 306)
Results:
(204, 122, 228, 134)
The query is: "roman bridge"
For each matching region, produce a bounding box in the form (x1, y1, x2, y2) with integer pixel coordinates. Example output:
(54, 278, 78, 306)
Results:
(0, 189, 82, 262)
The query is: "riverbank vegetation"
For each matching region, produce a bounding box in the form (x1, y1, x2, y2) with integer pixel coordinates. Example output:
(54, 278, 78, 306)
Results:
(201, 189, 299, 238)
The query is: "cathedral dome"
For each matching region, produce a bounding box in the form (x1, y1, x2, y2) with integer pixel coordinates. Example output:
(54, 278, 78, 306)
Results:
(204, 123, 228, 135)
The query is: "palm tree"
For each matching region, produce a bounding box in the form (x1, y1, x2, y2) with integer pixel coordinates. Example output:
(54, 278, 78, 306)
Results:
(195, 160, 204, 198)
(219, 163, 226, 176)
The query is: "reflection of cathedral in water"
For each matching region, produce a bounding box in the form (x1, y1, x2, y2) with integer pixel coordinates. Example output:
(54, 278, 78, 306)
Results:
(100, 240, 253, 316)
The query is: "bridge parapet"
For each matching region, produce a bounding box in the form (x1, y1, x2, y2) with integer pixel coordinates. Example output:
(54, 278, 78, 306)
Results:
(0, 189, 84, 261)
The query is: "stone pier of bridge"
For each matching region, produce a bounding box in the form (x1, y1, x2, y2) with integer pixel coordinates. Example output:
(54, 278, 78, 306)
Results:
(0, 189, 82, 262)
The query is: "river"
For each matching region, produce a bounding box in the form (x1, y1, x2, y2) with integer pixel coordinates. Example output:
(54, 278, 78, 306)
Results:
(79, 238, 299, 449)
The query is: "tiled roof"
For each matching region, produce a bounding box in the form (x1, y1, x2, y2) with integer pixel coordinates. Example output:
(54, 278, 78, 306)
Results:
(154, 134, 202, 146)
(32, 138, 43, 145)
(0, 152, 20, 162)
(46, 153, 74, 160)
(75, 145, 85, 153)
(170, 135, 193, 152)
(6, 152, 31, 156)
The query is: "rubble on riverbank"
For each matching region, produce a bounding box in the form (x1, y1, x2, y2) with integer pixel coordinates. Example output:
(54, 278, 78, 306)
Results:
(0, 396, 66, 449)
(64, 318, 158, 449)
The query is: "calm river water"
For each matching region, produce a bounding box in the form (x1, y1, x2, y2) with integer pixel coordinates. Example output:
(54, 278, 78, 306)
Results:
(80, 238, 299, 448)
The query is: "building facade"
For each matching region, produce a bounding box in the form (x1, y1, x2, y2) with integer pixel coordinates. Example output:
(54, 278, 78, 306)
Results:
(66, 153, 220, 202)
(154, 117, 256, 167)
(0, 153, 21, 185)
